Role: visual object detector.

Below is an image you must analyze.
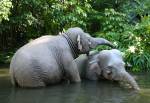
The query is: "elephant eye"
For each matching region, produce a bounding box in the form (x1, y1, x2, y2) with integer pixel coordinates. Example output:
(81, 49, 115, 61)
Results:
(106, 66, 113, 75)
(107, 66, 113, 69)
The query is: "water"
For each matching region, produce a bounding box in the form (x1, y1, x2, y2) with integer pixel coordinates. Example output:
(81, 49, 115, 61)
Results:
(0, 68, 150, 103)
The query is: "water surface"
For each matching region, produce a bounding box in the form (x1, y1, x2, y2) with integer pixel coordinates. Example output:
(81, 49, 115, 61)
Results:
(0, 68, 150, 103)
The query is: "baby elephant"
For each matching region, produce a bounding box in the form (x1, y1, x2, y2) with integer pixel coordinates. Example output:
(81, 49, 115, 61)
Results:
(75, 49, 140, 90)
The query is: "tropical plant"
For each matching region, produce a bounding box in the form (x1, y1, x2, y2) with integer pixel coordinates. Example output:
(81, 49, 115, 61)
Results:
(0, 0, 12, 22)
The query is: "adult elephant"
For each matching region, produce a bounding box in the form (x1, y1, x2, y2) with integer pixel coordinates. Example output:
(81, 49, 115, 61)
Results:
(75, 49, 140, 90)
(10, 27, 114, 87)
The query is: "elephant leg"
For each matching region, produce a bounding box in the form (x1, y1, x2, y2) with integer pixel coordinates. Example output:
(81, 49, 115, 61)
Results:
(10, 52, 46, 87)
(68, 61, 81, 82)
(13, 60, 46, 87)
(10, 64, 17, 86)
(15, 67, 46, 88)
(62, 53, 81, 82)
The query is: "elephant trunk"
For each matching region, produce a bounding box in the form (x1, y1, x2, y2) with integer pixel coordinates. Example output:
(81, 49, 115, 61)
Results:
(121, 71, 140, 91)
(92, 38, 115, 48)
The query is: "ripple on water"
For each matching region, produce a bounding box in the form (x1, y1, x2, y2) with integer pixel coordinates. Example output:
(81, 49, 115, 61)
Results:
(0, 68, 150, 103)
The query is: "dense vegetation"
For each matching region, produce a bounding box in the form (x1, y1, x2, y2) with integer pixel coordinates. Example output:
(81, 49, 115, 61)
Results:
(0, 0, 150, 71)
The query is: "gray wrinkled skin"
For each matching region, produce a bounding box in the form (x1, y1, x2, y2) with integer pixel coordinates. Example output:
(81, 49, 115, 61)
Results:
(9, 27, 114, 88)
(75, 51, 101, 81)
(75, 49, 140, 90)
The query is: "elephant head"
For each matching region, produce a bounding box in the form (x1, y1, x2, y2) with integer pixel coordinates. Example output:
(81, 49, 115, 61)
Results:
(64, 27, 114, 56)
(97, 49, 140, 90)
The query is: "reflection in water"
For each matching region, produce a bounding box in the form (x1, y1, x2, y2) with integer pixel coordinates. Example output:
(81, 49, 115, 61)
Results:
(9, 84, 82, 103)
(7, 81, 136, 103)
(0, 69, 150, 103)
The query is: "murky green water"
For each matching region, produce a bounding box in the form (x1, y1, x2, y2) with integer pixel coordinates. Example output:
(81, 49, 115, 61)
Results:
(0, 68, 150, 103)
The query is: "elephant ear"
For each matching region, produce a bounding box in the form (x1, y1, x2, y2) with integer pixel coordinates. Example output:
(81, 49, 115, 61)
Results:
(77, 35, 82, 51)
(88, 60, 102, 76)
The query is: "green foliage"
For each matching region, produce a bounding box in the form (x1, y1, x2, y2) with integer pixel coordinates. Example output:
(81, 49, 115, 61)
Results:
(96, 15, 150, 71)
(0, 0, 13, 22)
(0, 51, 14, 64)
(0, 0, 150, 71)
(101, 8, 128, 33)
(1, 0, 94, 39)
(48, 0, 93, 31)
(124, 16, 150, 71)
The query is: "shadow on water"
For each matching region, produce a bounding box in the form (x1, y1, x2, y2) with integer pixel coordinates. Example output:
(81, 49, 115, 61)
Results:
(0, 68, 150, 103)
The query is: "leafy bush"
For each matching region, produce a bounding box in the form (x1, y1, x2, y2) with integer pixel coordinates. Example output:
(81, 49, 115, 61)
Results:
(101, 8, 128, 33)
(0, 0, 13, 22)
(0, 51, 14, 64)
(124, 15, 150, 71)
(96, 14, 150, 71)
(0, 0, 150, 72)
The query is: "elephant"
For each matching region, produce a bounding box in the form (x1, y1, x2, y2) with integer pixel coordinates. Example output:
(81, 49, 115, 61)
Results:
(75, 51, 101, 81)
(9, 27, 114, 87)
(75, 49, 140, 90)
